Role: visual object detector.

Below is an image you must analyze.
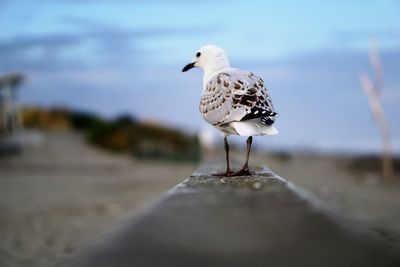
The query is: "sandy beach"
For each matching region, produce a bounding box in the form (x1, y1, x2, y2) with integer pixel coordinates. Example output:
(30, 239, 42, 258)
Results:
(0, 130, 196, 267)
(1, 130, 399, 266)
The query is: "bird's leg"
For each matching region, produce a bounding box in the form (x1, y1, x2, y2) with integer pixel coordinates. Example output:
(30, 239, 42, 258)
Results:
(243, 136, 253, 171)
(213, 136, 234, 176)
(233, 136, 253, 176)
(223, 136, 234, 176)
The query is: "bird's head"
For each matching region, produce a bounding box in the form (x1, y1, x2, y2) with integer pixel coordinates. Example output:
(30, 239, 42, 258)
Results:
(182, 45, 230, 73)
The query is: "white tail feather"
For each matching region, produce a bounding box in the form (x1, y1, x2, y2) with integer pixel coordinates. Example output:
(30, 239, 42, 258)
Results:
(230, 119, 278, 136)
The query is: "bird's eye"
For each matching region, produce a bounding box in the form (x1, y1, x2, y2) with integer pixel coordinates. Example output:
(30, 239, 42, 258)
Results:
(196, 52, 201, 57)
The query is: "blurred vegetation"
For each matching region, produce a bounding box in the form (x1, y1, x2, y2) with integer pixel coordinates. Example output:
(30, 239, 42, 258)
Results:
(22, 107, 200, 162)
(269, 151, 293, 163)
(345, 155, 399, 177)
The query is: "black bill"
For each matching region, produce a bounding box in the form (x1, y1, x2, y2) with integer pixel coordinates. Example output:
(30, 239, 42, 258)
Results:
(182, 62, 195, 72)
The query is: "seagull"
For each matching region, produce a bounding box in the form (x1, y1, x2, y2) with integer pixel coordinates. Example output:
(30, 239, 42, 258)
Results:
(182, 45, 278, 176)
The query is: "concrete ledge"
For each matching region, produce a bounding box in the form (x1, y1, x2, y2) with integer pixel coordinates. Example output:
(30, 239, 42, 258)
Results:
(72, 164, 400, 267)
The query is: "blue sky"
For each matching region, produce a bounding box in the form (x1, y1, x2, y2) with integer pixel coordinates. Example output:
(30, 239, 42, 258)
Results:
(1, 0, 400, 153)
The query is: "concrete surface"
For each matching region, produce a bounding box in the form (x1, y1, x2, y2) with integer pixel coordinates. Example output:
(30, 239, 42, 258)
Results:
(71, 161, 400, 267)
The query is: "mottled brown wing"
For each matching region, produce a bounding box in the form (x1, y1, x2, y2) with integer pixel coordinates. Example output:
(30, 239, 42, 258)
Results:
(200, 70, 277, 126)
(239, 73, 277, 125)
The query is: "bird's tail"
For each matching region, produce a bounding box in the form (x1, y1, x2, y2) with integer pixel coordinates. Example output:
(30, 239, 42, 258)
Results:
(230, 119, 279, 136)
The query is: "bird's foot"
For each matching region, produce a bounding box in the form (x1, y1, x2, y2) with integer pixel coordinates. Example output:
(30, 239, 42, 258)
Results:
(212, 169, 235, 177)
(213, 168, 252, 177)
(231, 167, 251, 176)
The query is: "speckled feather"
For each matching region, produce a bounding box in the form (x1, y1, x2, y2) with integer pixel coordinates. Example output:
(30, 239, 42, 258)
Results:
(200, 69, 277, 127)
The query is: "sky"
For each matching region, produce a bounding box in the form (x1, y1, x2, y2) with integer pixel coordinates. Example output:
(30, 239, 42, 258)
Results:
(1, 0, 400, 154)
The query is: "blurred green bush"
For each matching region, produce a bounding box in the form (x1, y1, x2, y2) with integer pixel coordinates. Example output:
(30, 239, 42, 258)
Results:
(22, 107, 200, 162)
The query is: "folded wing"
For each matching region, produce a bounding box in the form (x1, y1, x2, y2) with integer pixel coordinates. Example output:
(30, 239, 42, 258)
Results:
(200, 70, 277, 126)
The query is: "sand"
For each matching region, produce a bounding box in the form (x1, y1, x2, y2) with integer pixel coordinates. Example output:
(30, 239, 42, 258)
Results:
(0, 130, 196, 267)
(1, 130, 399, 267)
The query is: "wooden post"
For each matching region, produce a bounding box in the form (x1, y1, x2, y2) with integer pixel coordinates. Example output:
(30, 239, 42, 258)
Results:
(71, 162, 400, 267)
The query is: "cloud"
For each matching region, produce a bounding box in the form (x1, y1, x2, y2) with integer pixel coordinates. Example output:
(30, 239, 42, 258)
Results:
(0, 19, 212, 72)
(0, 33, 88, 72)
(334, 30, 400, 45)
